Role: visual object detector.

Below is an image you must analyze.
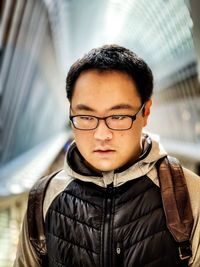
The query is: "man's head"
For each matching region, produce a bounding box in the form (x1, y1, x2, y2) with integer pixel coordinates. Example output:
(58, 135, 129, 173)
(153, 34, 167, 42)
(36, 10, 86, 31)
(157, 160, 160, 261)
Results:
(66, 44, 153, 172)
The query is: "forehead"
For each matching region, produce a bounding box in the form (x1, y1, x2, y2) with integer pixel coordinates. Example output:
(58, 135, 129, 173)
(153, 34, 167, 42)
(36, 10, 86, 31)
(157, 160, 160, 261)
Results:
(71, 69, 141, 110)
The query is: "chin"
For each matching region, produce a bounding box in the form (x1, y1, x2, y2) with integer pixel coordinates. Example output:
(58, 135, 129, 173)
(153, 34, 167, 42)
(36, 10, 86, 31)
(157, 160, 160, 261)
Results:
(92, 163, 118, 172)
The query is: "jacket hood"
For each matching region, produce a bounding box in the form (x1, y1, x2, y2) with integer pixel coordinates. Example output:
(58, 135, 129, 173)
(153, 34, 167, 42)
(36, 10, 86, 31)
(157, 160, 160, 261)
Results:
(63, 132, 168, 187)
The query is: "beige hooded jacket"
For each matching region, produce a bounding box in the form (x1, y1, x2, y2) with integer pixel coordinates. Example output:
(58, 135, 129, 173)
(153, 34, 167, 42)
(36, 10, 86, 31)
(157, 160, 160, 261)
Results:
(13, 134, 200, 267)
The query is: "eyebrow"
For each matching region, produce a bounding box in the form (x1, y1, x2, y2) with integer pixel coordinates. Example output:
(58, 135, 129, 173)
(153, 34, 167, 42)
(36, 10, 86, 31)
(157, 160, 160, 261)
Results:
(72, 103, 137, 112)
(109, 104, 136, 111)
(73, 104, 96, 112)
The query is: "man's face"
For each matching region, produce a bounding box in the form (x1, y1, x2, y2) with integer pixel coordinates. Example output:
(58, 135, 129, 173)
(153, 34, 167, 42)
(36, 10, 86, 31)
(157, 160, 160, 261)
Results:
(70, 69, 151, 172)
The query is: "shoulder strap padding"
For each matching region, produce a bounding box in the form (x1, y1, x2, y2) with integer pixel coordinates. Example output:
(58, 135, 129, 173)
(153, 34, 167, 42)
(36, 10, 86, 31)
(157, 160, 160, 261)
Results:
(27, 170, 61, 256)
(157, 156, 194, 243)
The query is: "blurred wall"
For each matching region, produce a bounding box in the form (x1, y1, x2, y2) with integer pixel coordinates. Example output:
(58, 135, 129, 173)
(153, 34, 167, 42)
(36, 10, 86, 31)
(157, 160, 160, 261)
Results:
(0, 0, 67, 166)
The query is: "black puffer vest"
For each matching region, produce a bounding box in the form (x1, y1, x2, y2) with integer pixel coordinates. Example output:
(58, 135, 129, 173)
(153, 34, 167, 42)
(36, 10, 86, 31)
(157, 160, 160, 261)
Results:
(45, 175, 183, 267)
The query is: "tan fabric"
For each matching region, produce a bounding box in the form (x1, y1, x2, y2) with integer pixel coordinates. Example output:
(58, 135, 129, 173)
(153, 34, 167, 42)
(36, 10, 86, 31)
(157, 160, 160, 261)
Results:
(13, 214, 41, 267)
(13, 134, 200, 267)
(183, 167, 200, 266)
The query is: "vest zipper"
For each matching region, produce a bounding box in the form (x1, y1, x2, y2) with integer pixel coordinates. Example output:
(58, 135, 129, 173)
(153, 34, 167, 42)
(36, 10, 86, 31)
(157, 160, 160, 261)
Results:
(116, 242, 123, 267)
(102, 183, 114, 267)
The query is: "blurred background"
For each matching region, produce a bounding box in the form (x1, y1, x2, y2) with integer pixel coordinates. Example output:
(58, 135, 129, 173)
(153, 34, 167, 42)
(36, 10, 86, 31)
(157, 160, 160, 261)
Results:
(0, 0, 200, 265)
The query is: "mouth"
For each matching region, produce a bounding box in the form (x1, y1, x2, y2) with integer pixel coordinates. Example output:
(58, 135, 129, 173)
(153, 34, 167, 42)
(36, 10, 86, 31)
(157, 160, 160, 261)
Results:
(93, 149, 115, 154)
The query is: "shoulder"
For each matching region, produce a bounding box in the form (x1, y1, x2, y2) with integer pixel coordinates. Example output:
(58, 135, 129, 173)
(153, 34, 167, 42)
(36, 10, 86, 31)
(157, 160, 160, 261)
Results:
(182, 167, 200, 212)
(43, 169, 75, 219)
(183, 167, 200, 200)
(183, 167, 200, 182)
(182, 168, 200, 266)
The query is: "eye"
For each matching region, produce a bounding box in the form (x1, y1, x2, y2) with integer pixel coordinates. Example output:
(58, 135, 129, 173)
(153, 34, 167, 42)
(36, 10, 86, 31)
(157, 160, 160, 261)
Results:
(79, 116, 94, 121)
(111, 115, 128, 120)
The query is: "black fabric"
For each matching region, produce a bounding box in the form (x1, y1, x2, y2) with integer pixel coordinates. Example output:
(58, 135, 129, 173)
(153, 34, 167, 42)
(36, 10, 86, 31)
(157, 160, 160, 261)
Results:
(45, 176, 184, 267)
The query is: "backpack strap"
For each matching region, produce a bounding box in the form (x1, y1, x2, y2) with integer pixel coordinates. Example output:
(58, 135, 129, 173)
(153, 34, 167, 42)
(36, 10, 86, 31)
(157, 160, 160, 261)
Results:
(157, 156, 194, 264)
(27, 170, 61, 263)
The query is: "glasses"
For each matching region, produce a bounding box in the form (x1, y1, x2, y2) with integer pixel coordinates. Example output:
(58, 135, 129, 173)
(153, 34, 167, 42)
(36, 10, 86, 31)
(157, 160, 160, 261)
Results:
(69, 104, 145, 131)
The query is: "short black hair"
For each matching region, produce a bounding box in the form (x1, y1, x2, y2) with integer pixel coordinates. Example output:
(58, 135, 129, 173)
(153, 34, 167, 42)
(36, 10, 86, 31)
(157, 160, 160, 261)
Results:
(66, 44, 153, 104)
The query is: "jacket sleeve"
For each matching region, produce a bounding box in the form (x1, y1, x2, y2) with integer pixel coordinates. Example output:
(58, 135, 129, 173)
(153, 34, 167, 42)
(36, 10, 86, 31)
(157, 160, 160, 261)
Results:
(13, 212, 42, 267)
(13, 170, 71, 267)
(183, 168, 200, 267)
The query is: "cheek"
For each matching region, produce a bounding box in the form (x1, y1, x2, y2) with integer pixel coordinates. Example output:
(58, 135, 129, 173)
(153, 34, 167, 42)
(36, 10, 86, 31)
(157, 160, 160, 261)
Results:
(73, 131, 92, 148)
(118, 127, 141, 141)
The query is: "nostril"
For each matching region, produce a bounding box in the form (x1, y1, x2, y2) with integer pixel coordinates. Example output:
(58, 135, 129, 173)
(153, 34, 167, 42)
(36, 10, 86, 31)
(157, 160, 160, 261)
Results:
(94, 126, 112, 141)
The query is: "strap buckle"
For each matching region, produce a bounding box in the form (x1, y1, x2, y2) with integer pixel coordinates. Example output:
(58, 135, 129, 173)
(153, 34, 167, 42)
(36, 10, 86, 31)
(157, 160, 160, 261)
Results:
(178, 241, 192, 260)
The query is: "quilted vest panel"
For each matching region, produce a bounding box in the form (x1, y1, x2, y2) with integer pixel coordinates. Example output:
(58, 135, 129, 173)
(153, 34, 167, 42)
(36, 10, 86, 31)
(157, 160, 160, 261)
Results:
(45, 176, 183, 267)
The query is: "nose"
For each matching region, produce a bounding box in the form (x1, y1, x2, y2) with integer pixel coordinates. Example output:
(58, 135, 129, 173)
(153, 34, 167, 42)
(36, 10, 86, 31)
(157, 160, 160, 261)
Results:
(93, 119, 113, 141)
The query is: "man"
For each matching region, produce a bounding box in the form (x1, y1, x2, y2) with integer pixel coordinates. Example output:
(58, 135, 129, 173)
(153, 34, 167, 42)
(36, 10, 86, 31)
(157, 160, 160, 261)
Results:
(14, 44, 200, 266)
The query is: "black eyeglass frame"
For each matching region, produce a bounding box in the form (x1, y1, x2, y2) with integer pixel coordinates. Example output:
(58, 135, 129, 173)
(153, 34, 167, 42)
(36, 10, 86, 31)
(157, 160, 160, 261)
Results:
(69, 103, 145, 131)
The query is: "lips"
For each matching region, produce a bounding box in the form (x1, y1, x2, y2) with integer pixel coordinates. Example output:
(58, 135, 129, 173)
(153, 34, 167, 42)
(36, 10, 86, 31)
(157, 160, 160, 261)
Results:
(94, 149, 115, 154)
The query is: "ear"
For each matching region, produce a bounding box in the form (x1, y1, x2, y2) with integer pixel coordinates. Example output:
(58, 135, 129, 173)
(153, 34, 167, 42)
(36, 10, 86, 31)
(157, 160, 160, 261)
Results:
(143, 99, 152, 126)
